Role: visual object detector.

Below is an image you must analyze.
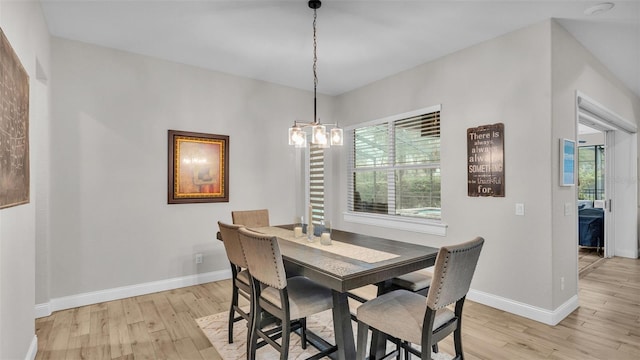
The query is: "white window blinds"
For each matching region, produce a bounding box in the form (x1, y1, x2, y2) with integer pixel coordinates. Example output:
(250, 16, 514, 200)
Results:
(348, 108, 441, 220)
(309, 145, 324, 225)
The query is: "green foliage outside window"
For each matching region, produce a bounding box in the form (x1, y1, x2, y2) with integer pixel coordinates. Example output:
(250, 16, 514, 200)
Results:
(578, 145, 605, 200)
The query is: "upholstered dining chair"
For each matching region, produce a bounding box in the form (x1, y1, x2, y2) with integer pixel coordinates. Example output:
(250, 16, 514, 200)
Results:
(356, 237, 484, 360)
(217, 221, 251, 344)
(348, 276, 433, 358)
(231, 209, 270, 228)
(237, 227, 337, 360)
(349, 269, 432, 309)
(391, 268, 433, 296)
(389, 268, 437, 354)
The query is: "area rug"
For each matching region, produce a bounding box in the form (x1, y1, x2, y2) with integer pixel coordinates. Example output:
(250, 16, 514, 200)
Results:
(196, 309, 453, 359)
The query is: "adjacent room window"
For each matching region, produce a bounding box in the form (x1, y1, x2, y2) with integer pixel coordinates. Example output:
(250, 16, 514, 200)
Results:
(578, 145, 605, 200)
(348, 106, 441, 220)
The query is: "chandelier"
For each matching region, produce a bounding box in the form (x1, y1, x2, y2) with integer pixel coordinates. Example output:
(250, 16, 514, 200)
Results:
(288, 0, 343, 148)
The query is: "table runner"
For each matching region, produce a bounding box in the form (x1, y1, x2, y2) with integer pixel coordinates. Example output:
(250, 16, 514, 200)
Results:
(251, 226, 400, 264)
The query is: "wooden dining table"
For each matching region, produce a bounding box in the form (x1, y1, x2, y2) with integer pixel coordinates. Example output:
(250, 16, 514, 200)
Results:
(250, 225, 439, 360)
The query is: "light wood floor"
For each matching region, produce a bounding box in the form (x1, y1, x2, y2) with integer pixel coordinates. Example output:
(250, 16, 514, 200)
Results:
(578, 247, 604, 275)
(35, 255, 640, 359)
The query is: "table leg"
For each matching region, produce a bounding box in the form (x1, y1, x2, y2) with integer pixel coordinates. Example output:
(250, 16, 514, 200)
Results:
(331, 290, 355, 360)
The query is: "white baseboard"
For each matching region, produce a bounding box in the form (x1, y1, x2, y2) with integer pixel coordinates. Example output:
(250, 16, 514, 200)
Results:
(614, 248, 639, 259)
(467, 289, 579, 325)
(25, 335, 37, 360)
(36, 270, 581, 326)
(34, 303, 51, 319)
(35, 269, 231, 318)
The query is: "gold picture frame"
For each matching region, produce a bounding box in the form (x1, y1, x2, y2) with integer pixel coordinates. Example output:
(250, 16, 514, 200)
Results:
(168, 130, 229, 204)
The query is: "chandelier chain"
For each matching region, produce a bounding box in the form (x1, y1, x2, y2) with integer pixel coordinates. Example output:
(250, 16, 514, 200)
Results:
(313, 8, 318, 122)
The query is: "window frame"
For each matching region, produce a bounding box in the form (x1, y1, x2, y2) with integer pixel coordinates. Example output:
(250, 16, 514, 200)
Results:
(578, 144, 605, 201)
(343, 105, 447, 236)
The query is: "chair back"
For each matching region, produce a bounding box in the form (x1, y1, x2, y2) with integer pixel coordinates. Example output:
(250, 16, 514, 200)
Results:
(426, 237, 484, 310)
(237, 227, 287, 290)
(218, 221, 248, 268)
(232, 209, 270, 228)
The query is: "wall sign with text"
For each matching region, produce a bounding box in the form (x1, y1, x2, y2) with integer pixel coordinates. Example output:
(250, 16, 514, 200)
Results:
(467, 123, 505, 197)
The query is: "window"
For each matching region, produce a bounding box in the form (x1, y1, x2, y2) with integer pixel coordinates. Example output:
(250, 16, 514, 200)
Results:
(578, 145, 605, 200)
(309, 144, 324, 225)
(348, 106, 441, 221)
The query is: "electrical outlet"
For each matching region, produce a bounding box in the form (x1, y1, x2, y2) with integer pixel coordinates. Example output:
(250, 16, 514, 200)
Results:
(561, 277, 565, 290)
(195, 253, 203, 264)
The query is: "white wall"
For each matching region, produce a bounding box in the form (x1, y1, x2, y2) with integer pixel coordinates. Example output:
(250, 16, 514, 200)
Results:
(331, 21, 556, 314)
(46, 38, 327, 302)
(0, 1, 50, 359)
(551, 21, 640, 307)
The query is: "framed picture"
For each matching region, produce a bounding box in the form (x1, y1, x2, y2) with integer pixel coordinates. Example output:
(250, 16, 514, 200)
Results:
(0, 28, 30, 210)
(168, 130, 229, 204)
(560, 138, 576, 186)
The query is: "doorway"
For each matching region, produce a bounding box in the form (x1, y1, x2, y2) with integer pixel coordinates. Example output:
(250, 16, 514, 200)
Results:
(576, 92, 638, 265)
(577, 124, 605, 274)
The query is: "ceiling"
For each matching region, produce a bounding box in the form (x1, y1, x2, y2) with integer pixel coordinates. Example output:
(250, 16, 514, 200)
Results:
(40, 0, 640, 97)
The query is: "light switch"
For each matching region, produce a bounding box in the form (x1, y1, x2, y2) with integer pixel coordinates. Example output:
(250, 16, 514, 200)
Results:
(515, 203, 525, 216)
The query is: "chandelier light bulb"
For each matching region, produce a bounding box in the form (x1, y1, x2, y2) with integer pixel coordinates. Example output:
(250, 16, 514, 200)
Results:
(330, 128, 343, 146)
(312, 124, 327, 145)
(295, 134, 307, 148)
(289, 126, 307, 147)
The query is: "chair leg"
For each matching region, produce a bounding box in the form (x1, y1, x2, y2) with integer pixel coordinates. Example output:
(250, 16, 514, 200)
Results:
(453, 299, 465, 359)
(247, 279, 259, 360)
(280, 317, 291, 360)
(356, 321, 369, 360)
(248, 307, 258, 360)
(421, 338, 433, 360)
(228, 284, 238, 343)
(300, 317, 308, 349)
(453, 327, 463, 358)
(227, 305, 235, 343)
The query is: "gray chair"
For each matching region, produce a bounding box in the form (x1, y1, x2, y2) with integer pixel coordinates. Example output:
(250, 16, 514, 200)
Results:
(231, 209, 270, 228)
(238, 227, 337, 360)
(356, 237, 484, 360)
(391, 268, 433, 296)
(390, 268, 437, 354)
(348, 271, 433, 358)
(217, 221, 251, 344)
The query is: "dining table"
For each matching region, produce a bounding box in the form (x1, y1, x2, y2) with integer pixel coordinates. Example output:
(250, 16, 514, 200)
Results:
(244, 225, 440, 360)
